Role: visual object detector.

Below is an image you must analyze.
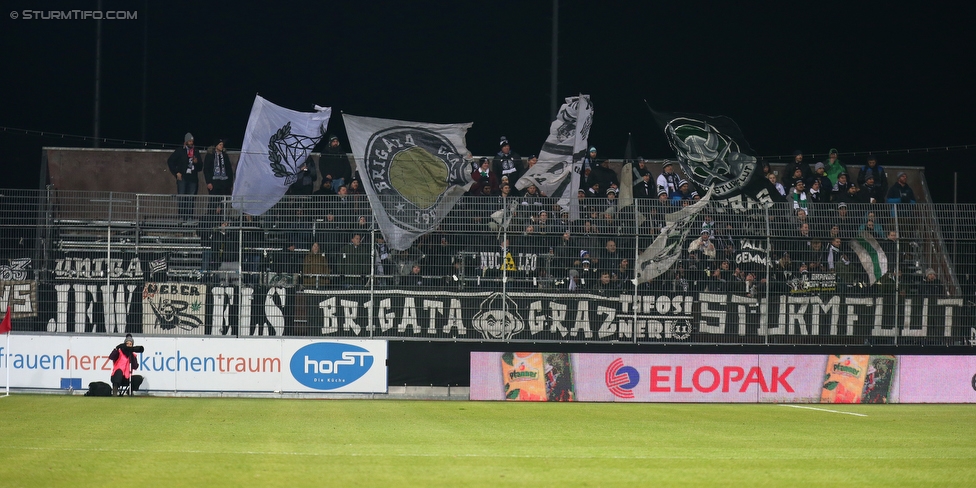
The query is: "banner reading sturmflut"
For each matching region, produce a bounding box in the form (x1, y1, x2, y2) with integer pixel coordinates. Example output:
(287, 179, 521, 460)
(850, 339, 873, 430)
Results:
(342, 114, 475, 251)
(516, 95, 593, 220)
(232, 95, 332, 215)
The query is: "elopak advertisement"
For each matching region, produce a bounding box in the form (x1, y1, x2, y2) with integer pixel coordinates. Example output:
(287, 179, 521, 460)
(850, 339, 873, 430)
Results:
(0, 334, 387, 393)
(470, 353, 976, 403)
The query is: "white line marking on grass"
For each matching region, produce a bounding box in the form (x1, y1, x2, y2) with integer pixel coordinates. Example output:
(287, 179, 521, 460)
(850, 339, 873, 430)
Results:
(779, 404, 867, 417)
(0, 446, 699, 459)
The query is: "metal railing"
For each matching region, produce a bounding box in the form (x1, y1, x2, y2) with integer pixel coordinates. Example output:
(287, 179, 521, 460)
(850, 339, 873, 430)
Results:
(1, 188, 974, 346)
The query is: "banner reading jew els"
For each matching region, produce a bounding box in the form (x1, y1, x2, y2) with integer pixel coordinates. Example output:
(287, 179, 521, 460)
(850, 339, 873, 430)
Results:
(470, 353, 976, 403)
(343, 114, 475, 251)
(232, 95, 332, 215)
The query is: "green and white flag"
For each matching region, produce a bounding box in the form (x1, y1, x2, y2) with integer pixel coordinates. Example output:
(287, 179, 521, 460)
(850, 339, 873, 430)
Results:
(635, 188, 713, 283)
(516, 95, 593, 220)
(343, 114, 475, 251)
(850, 231, 888, 285)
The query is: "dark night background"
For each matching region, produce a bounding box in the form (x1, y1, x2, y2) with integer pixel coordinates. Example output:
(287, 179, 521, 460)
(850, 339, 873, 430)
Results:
(2, 1, 974, 202)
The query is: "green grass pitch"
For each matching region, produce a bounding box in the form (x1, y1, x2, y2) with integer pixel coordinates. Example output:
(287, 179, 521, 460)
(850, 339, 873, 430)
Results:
(1, 395, 974, 486)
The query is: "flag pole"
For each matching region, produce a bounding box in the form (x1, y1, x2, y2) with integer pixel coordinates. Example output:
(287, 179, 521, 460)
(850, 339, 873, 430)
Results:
(2, 305, 10, 397)
(4, 332, 9, 397)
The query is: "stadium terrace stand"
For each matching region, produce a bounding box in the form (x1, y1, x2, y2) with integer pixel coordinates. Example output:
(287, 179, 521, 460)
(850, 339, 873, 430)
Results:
(0, 147, 967, 352)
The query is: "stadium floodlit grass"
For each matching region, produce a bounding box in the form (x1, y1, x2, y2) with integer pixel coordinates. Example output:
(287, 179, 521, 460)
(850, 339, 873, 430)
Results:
(1, 396, 974, 486)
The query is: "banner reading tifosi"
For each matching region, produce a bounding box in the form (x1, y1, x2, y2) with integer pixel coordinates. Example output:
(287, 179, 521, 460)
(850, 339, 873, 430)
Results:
(470, 353, 976, 403)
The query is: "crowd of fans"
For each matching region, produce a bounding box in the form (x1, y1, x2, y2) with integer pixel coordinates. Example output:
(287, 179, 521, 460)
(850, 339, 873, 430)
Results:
(185, 137, 941, 299)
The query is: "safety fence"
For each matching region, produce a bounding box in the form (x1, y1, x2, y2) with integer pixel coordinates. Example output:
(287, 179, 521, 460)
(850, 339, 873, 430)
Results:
(1, 188, 975, 346)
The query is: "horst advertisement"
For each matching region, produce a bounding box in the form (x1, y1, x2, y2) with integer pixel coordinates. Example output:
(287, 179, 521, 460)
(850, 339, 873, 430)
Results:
(471, 353, 976, 403)
(0, 335, 387, 393)
(11, 284, 972, 344)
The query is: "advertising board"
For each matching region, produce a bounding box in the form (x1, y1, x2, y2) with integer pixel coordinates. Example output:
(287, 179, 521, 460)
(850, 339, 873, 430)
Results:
(0, 335, 387, 393)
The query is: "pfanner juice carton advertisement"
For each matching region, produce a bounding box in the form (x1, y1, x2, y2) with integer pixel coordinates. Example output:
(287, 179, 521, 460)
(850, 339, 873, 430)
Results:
(498, 352, 575, 402)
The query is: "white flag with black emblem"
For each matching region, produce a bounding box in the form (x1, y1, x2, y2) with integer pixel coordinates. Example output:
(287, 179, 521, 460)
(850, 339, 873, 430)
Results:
(342, 114, 475, 251)
(516, 95, 593, 220)
(232, 95, 331, 215)
(635, 188, 713, 283)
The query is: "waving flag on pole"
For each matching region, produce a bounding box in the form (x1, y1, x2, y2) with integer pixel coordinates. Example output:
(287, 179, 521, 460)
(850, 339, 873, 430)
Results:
(232, 95, 332, 215)
(651, 108, 782, 204)
(343, 114, 475, 251)
(2, 305, 10, 396)
(850, 231, 888, 285)
(635, 188, 713, 283)
(517, 95, 593, 220)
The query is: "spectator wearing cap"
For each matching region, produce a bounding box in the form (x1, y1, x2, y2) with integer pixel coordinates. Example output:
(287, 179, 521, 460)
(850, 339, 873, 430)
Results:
(860, 174, 886, 204)
(604, 187, 619, 212)
(917, 267, 944, 297)
(807, 178, 826, 205)
(525, 154, 539, 175)
(789, 179, 810, 215)
(688, 229, 717, 264)
(634, 171, 656, 199)
(203, 139, 235, 197)
(564, 268, 583, 292)
(783, 166, 806, 191)
(886, 172, 916, 203)
(498, 181, 515, 201)
(823, 148, 846, 186)
(835, 180, 868, 205)
(167, 132, 201, 222)
(835, 203, 857, 238)
(321, 134, 352, 193)
(493, 136, 524, 182)
(857, 154, 888, 190)
(470, 157, 499, 196)
(657, 161, 681, 199)
(783, 150, 811, 182)
(657, 188, 670, 204)
(807, 162, 832, 193)
(583, 147, 598, 173)
(673, 179, 697, 201)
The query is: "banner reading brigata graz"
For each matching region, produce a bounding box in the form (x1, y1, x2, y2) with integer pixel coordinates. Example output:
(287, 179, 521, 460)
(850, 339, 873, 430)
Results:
(470, 353, 976, 403)
(0, 335, 387, 393)
(17, 286, 974, 343)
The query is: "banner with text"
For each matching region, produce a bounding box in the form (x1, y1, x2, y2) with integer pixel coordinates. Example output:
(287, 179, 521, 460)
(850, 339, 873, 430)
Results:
(470, 353, 976, 403)
(0, 335, 387, 393)
(19, 286, 974, 344)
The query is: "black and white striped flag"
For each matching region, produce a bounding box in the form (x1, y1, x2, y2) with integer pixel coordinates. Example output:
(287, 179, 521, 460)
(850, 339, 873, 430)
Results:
(150, 257, 168, 276)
